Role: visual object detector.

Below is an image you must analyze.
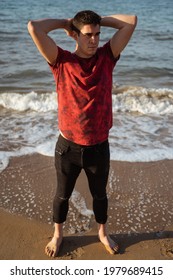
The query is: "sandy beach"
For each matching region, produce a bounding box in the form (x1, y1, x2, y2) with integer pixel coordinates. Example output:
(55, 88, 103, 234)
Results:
(0, 154, 173, 260)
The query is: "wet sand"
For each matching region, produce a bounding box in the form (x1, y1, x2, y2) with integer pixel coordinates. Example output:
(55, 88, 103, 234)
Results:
(0, 154, 173, 260)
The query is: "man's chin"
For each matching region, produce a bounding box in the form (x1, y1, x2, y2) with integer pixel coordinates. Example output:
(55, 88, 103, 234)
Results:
(88, 47, 97, 54)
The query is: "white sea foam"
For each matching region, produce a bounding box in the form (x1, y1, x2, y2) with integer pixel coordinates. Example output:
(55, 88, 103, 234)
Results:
(35, 140, 55, 157)
(0, 155, 9, 173)
(112, 86, 173, 115)
(0, 91, 57, 112)
(71, 190, 93, 217)
(1, 87, 173, 114)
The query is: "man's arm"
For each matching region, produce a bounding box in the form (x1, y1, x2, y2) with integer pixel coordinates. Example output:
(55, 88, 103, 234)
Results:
(101, 14, 137, 58)
(27, 18, 72, 65)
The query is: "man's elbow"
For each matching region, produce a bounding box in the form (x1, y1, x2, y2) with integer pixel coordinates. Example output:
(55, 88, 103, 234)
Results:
(27, 21, 33, 34)
(27, 20, 37, 35)
(132, 15, 138, 27)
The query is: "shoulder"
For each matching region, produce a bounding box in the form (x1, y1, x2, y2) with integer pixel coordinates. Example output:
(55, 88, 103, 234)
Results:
(48, 46, 74, 69)
(98, 41, 120, 62)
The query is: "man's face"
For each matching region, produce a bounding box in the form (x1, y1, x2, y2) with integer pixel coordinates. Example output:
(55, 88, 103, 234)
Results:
(75, 24, 100, 58)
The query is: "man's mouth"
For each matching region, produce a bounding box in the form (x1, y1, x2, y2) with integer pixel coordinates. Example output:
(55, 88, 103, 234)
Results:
(88, 46, 97, 49)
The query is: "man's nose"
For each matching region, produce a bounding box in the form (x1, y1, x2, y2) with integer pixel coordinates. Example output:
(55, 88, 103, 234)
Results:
(90, 35, 97, 42)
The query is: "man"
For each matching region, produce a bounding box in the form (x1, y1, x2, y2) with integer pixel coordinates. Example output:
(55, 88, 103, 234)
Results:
(28, 10, 137, 258)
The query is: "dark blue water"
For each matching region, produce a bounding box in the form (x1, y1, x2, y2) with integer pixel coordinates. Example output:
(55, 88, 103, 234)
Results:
(0, 0, 173, 93)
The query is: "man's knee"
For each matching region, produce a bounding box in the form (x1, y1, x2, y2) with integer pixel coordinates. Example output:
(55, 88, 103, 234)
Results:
(54, 195, 69, 205)
(53, 195, 69, 223)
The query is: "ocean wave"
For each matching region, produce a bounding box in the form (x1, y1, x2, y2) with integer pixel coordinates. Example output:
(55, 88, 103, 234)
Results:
(0, 91, 57, 112)
(112, 86, 173, 115)
(1, 87, 173, 115)
(3, 69, 50, 80)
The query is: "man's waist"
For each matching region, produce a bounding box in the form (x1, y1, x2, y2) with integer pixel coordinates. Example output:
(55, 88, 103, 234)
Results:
(59, 131, 108, 149)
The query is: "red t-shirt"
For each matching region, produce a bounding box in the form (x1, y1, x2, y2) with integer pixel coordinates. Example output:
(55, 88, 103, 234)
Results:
(49, 41, 119, 145)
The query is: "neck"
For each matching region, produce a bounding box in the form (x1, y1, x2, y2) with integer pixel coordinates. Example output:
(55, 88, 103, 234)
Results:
(74, 48, 93, 58)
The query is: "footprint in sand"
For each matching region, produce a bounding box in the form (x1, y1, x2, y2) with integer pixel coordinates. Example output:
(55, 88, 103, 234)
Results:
(160, 241, 173, 258)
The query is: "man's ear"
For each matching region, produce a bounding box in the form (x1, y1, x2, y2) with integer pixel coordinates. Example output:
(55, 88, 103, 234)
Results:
(72, 31, 78, 40)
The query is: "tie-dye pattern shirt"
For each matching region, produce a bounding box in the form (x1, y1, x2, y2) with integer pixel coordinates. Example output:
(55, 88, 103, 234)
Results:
(49, 41, 119, 145)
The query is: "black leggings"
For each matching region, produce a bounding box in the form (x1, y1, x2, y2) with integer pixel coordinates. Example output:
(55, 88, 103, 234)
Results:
(53, 134, 110, 224)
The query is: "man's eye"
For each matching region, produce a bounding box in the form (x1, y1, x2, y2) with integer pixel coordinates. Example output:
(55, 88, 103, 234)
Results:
(85, 33, 100, 38)
(86, 34, 92, 38)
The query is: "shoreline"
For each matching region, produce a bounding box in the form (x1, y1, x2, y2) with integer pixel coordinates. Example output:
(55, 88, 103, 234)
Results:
(0, 208, 173, 260)
(0, 154, 173, 260)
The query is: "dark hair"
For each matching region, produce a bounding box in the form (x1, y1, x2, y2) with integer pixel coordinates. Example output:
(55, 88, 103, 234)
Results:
(72, 10, 101, 34)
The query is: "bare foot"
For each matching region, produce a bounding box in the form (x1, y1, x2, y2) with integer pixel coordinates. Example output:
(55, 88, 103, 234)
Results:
(98, 233, 119, 254)
(45, 236, 63, 258)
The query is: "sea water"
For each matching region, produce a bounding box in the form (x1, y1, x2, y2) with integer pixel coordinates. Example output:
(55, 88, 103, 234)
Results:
(0, 0, 173, 169)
